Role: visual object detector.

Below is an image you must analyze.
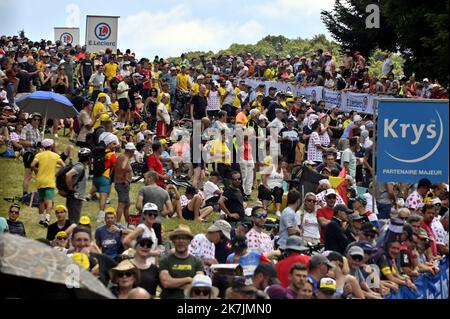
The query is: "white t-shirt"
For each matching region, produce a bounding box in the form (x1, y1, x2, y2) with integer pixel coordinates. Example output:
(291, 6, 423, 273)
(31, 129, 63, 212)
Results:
(117, 81, 130, 100)
(341, 148, 356, 179)
(300, 211, 321, 240)
(203, 181, 220, 201)
(136, 132, 145, 143)
(137, 223, 158, 265)
(157, 102, 170, 124)
(189, 233, 215, 277)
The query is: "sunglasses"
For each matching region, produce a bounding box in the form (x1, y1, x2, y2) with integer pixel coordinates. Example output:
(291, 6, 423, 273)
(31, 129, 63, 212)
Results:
(232, 178, 242, 181)
(306, 199, 317, 203)
(364, 233, 376, 239)
(192, 288, 211, 296)
(56, 236, 68, 240)
(173, 236, 191, 241)
(117, 271, 134, 278)
(139, 241, 153, 248)
(326, 195, 337, 200)
(254, 213, 268, 219)
(144, 212, 158, 217)
(9, 210, 19, 214)
(351, 255, 363, 262)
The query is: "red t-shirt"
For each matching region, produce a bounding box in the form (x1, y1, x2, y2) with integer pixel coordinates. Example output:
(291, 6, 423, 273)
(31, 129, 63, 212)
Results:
(147, 154, 164, 186)
(317, 207, 334, 244)
(276, 254, 311, 288)
(142, 69, 152, 89)
(421, 220, 438, 257)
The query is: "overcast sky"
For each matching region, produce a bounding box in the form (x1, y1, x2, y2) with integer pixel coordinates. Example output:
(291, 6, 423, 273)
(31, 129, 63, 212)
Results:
(0, 0, 334, 57)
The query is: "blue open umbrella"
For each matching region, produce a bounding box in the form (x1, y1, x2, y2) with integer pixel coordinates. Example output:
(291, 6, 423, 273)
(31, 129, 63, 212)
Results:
(16, 91, 79, 133)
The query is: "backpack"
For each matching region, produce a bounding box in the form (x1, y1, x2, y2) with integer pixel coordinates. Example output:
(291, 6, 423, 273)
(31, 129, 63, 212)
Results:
(56, 163, 85, 197)
(21, 192, 40, 208)
(91, 141, 107, 177)
(86, 126, 104, 151)
(73, 116, 81, 135)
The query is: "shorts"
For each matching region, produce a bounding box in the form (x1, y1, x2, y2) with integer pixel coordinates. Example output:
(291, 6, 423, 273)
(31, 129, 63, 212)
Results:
(38, 187, 55, 201)
(258, 185, 283, 204)
(23, 152, 35, 168)
(182, 206, 195, 220)
(156, 121, 168, 137)
(118, 98, 130, 112)
(115, 183, 130, 203)
(93, 176, 112, 194)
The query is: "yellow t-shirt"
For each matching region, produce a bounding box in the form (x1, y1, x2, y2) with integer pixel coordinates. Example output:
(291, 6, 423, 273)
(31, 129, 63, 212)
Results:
(210, 139, 231, 165)
(34, 151, 62, 189)
(251, 101, 263, 114)
(93, 102, 107, 128)
(233, 87, 241, 108)
(157, 92, 171, 112)
(152, 70, 161, 91)
(177, 74, 190, 92)
(264, 68, 275, 81)
(235, 111, 249, 126)
(218, 87, 226, 106)
(104, 62, 119, 80)
(191, 83, 200, 95)
(111, 101, 119, 114)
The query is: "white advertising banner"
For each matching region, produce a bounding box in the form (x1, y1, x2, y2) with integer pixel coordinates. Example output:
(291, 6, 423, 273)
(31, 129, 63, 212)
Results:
(343, 92, 374, 114)
(54, 28, 80, 46)
(299, 86, 323, 102)
(85, 15, 119, 53)
(323, 88, 345, 110)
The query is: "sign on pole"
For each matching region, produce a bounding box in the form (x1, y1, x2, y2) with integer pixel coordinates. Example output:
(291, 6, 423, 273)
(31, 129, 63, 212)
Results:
(54, 27, 80, 46)
(376, 99, 449, 182)
(85, 15, 119, 53)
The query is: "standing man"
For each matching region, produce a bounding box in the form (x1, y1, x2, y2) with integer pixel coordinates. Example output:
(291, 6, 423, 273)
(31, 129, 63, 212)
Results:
(317, 188, 338, 243)
(20, 112, 43, 196)
(116, 75, 130, 129)
(278, 190, 302, 250)
(218, 171, 245, 225)
(136, 171, 173, 245)
(341, 136, 358, 180)
(64, 148, 91, 224)
(276, 236, 310, 288)
(89, 64, 105, 102)
(190, 84, 208, 121)
(31, 139, 65, 226)
(114, 142, 134, 224)
(159, 225, 204, 299)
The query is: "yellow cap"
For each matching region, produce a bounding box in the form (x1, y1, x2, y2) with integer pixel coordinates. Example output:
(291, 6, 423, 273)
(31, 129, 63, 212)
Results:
(55, 231, 68, 238)
(124, 125, 133, 131)
(97, 92, 107, 99)
(256, 92, 264, 97)
(264, 156, 273, 166)
(79, 216, 91, 225)
(140, 122, 148, 128)
(99, 114, 111, 122)
(71, 253, 90, 270)
(286, 98, 295, 103)
(160, 139, 168, 145)
(105, 207, 116, 214)
(54, 204, 67, 212)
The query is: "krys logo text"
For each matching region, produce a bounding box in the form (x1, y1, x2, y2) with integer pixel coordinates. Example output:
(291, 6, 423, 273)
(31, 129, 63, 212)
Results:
(383, 110, 444, 163)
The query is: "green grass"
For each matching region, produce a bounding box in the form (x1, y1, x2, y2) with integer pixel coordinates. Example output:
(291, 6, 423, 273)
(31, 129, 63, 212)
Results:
(0, 133, 268, 240)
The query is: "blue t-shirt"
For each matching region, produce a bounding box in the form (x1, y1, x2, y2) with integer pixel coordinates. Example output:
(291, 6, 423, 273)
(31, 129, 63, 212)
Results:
(226, 251, 265, 280)
(341, 122, 354, 139)
(94, 224, 126, 259)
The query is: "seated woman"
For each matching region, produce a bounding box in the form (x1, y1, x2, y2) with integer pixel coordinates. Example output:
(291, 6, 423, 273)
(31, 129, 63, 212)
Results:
(182, 186, 213, 221)
(297, 192, 321, 245)
(258, 157, 289, 217)
(110, 260, 142, 299)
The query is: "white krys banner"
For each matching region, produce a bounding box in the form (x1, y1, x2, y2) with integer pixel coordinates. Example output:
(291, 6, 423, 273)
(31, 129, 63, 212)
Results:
(85, 15, 119, 53)
(54, 28, 80, 46)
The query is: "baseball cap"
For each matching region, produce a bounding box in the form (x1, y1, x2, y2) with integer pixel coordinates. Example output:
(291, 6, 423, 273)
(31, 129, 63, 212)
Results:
(325, 188, 337, 197)
(353, 114, 362, 122)
(208, 220, 232, 240)
(125, 142, 136, 151)
(55, 231, 68, 238)
(99, 114, 111, 122)
(318, 277, 337, 292)
(347, 245, 365, 258)
(323, 250, 344, 264)
(79, 216, 91, 225)
(105, 207, 116, 214)
(97, 92, 107, 99)
(361, 222, 379, 234)
(41, 138, 54, 148)
(143, 202, 158, 213)
(333, 204, 353, 214)
(139, 122, 148, 128)
(423, 78, 429, 83)
(356, 240, 376, 254)
(309, 254, 335, 269)
(54, 204, 67, 212)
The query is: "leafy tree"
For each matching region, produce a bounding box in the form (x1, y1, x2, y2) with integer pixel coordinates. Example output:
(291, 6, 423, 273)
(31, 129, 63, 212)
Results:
(367, 49, 405, 79)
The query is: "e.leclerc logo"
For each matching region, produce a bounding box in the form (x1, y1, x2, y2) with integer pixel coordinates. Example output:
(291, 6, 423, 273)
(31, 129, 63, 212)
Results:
(60, 33, 73, 44)
(383, 110, 444, 163)
(95, 23, 111, 40)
